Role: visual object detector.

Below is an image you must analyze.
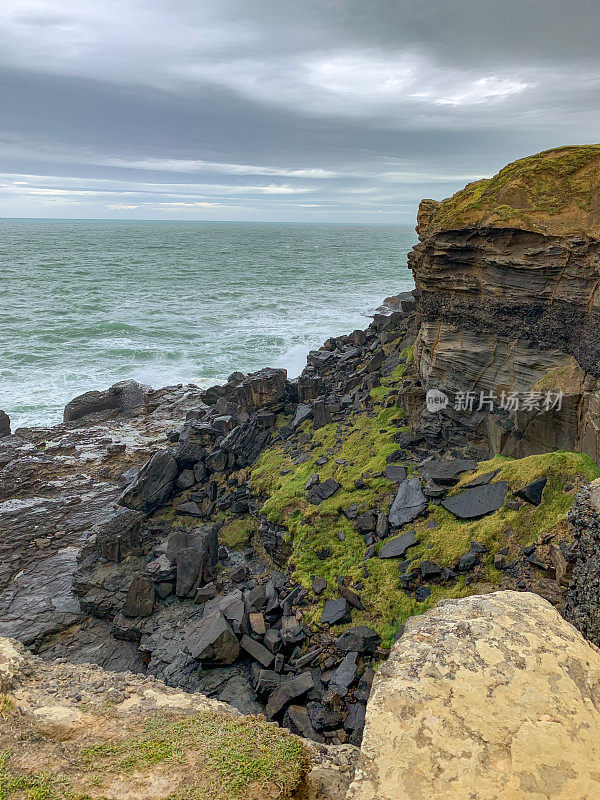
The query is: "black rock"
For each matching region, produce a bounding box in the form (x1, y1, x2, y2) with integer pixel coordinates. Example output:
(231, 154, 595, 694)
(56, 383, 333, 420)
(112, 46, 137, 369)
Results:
(175, 547, 205, 597)
(420, 560, 442, 580)
(307, 701, 344, 732)
(307, 477, 341, 505)
(327, 651, 358, 697)
(465, 469, 501, 488)
(283, 705, 324, 743)
(355, 667, 375, 703)
(118, 450, 178, 514)
(339, 586, 365, 610)
(388, 478, 428, 527)
(515, 478, 548, 507)
(312, 577, 327, 595)
(292, 403, 313, 429)
(335, 626, 380, 653)
(442, 481, 508, 519)
(458, 552, 480, 572)
(266, 672, 314, 718)
(313, 400, 332, 430)
(185, 612, 240, 664)
(320, 598, 350, 626)
(414, 585, 431, 601)
(0, 410, 10, 437)
(344, 703, 366, 733)
(379, 530, 418, 559)
(355, 512, 377, 533)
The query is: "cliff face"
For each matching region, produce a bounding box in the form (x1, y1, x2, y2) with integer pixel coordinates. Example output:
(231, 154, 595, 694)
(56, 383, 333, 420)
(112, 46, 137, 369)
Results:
(409, 145, 600, 461)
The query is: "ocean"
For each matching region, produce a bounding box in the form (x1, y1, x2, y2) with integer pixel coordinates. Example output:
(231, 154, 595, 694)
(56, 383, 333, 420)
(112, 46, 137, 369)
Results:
(0, 220, 416, 429)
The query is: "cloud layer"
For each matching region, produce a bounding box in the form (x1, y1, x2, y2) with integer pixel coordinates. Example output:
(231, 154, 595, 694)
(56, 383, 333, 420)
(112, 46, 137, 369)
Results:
(1, 0, 599, 220)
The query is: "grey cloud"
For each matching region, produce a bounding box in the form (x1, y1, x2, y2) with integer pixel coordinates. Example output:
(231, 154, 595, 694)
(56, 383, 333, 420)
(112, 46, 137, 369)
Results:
(0, 0, 598, 220)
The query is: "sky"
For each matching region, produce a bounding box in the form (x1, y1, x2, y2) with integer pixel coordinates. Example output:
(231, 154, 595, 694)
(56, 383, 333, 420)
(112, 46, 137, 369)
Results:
(1, 0, 599, 222)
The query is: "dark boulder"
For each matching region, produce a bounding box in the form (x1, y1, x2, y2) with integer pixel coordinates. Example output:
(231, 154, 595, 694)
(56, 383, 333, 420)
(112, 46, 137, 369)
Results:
(185, 612, 240, 664)
(240, 634, 274, 668)
(385, 464, 407, 483)
(420, 560, 442, 580)
(313, 400, 332, 430)
(307, 477, 340, 505)
(292, 403, 313, 429)
(266, 672, 314, 718)
(0, 410, 10, 437)
(63, 380, 147, 423)
(327, 651, 358, 697)
(234, 368, 288, 411)
(421, 459, 477, 485)
(320, 598, 350, 626)
(118, 450, 178, 514)
(283, 705, 324, 743)
(220, 419, 271, 467)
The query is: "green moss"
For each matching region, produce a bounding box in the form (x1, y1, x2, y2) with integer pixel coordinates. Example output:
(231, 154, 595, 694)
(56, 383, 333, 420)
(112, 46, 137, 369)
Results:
(219, 516, 255, 550)
(430, 144, 600, 230)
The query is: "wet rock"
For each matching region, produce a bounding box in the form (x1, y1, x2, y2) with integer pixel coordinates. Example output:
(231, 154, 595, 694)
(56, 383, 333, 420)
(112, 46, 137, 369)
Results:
(118, 450, 178, 514)
(515, 477, 548, 506)
(335, 626, 380, 654)
(388, 478, 428, 527)
(185, 612, 240, 664)
(0, 411, 10, 438)
(442, 481, 508, 519)
(266, 671, 314, 718)
(379, 530, 418, 559)
(321, 598, 350, 626)
(63, 380, 147, 423)
(122, 574, 155, 618)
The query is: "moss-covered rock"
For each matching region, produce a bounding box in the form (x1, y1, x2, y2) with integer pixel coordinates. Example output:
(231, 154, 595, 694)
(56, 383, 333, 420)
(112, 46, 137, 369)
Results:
(418, 144, 600, 239)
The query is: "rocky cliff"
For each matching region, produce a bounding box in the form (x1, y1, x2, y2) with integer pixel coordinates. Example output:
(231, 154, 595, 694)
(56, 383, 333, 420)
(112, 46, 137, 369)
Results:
(409, 145, 600, 461)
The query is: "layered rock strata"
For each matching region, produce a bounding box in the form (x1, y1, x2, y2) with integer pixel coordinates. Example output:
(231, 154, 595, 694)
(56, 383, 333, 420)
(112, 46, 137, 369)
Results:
(409, 145, 600, 461)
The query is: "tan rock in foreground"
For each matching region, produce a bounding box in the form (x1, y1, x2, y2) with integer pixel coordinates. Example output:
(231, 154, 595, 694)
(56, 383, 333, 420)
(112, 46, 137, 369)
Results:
(347, 591, 600, 800)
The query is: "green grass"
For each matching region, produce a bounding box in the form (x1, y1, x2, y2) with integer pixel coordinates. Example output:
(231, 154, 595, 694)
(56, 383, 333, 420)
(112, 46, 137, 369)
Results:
(0, 712, 309, 800)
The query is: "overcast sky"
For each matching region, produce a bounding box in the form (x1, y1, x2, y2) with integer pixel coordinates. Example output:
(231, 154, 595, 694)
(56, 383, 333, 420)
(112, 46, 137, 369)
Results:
(1, 0, 599, 222)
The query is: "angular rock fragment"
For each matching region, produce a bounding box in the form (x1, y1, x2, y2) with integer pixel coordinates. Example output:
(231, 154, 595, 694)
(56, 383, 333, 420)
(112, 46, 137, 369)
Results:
(118, 450, 178, 514)
(388, 478, 428, 527)
(266, 671, 314, 718)
(240, 634, 274, 668)
(320, 598, 350, 626)
(122, 573, 155, 618)
(185, 612, 240, 664)
(335, 626, 380, 654)
(379, 530, 418, 559)
(515, 477, 548, 506)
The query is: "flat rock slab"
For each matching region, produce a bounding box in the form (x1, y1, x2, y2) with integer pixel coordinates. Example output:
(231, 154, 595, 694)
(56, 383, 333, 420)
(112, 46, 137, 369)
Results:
(388, 478, 428, 528)
(321, 598, 350, 626)
(441, 480, 508, 519)
(347, 591, 600, 800)
(378, 530, 418, 559)
(465, 468, 500, 488)
(421, 459, 477, 484)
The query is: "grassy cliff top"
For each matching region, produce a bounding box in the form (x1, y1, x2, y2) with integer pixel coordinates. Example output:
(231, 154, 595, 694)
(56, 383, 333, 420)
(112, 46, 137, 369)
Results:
(418, 144, 600, 239)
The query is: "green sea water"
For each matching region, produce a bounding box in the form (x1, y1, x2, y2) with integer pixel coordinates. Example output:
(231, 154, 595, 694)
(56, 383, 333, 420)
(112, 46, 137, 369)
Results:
(0, 220, 416, 428)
